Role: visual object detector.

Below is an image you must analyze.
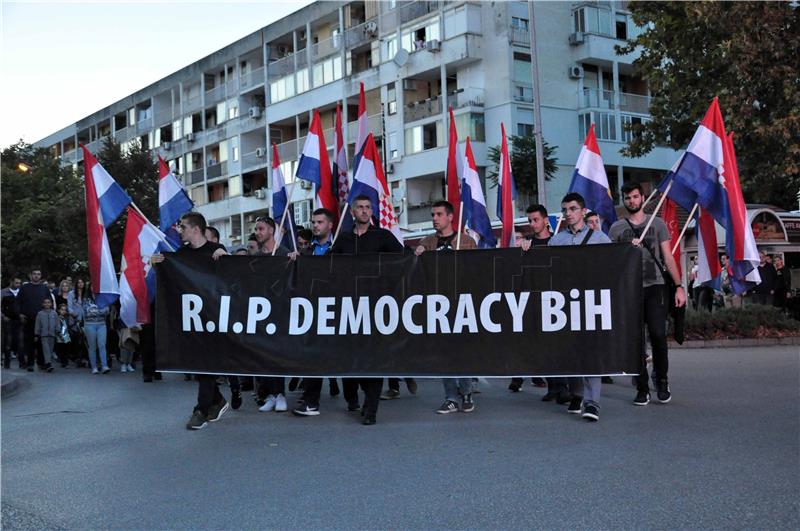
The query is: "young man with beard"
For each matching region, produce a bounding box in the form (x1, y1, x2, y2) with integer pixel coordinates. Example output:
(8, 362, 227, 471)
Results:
(549, 193, 611, 422)
(413, 201, 476, 414)
(609, 182, 686, 407)
(152, 212, 229, 430)
(331, 195, 404, 425)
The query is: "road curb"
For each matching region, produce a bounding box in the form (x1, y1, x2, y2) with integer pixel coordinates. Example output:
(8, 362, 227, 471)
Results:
(669, 336, 800, 349)
(1, 375, 31, 399)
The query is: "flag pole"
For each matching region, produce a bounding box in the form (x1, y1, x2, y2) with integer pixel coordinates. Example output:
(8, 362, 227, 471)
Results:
(456, 199, 464, 250)
(635, 180, 673, 242)
(129, 202, 175, 252)
(273, 180, 298, 256)
(641, 187, 660, 210)
(671, 203, 699, 255)
(331, 202, 350, 246)
(554, 214, 563, 233)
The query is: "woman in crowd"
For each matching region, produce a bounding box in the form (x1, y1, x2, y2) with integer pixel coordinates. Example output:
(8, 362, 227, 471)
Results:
(67, 278, 87, 367)
(82, 283, 110, 374)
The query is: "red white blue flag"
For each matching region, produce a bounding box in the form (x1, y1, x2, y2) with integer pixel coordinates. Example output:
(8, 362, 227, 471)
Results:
(461, 136, 496, 248)
(496, 123, 517, 248)
(119, 207, 166, 327)
(81, 145, 131, 308)
(158, 156, 192, 249)
(350, 133, 402, 244)
(333, 102, 349, 204)
(446, 106, 462, 233)
(568, 124, 616, 232)
(296, 109, 339, 225)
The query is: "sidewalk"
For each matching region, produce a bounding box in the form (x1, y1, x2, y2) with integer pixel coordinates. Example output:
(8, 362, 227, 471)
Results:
(670, 336, 800, 349)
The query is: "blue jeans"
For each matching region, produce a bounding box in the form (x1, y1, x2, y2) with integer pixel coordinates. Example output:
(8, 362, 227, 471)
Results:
(442, 378, 473, 402)
(84, 323, 107, 370)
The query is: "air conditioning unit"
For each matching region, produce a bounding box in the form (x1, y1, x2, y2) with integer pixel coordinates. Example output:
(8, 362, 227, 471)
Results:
(162, 141, 172, 150)
(248, 107, 262, 119)
(255, 147, 266, 158)
(364, 21, 378, 36)
(254, 188, 266, 199)
(568, 65, 584, 79)
(426, 39, 441, 52)
(402, 79, 417, 91)
(569, 32, 585, 45)
(185, 132, 195, 142)
(299, 180, 313, 190)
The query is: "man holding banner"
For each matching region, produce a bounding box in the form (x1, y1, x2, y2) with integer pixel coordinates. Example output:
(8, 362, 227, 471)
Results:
(549, 192, 611, 422)
(609, 182, 686, 406)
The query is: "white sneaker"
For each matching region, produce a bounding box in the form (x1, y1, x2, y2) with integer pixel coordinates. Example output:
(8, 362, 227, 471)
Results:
(259, 395, 276, 412)
(91, 368, 99, 374)
(120, 364, 127, 373)
(275, 393, 287, 412)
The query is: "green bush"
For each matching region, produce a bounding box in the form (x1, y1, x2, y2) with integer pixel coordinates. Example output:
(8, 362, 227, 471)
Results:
(681, 305, 800, 340)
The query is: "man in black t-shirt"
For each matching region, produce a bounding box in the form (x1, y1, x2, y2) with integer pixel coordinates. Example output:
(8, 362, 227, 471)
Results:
(153, 212, 228, 430)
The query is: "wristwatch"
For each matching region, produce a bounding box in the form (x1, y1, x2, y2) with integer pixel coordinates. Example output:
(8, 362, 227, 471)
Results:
(675, 284, 684, 289)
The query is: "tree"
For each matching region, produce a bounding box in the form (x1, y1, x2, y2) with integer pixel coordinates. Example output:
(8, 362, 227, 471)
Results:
(487, 134, 558, 203)
(616, 2, 800, 210)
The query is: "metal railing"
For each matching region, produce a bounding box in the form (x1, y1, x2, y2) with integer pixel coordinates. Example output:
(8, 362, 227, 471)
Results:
(581, 88, 616, 110)
(450, 87, 485, 109)
(405, 95, 442, 123)
(188, 168, 205, 185)
(240, 66, 265, 89)
(347, 113, 384, 139)
(205, 84, 225, 104)
(268, 54, 296, 77)
(276, 136, 303, 163)
(618, 92, 650, 114)
(399, 0, 441, 25)
(345, 20, 378, 49)
(241, 149, 268, 170)
(510, 27, 529, 45)
(312, 35, 341, 60)
(206, 161, 227, 180)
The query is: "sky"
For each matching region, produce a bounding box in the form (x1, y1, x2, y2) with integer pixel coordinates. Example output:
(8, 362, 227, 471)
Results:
(0, 0, 313, 148)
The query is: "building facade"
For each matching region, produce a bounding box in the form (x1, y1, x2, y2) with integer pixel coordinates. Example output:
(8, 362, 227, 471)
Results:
(34, 0, 680, 247)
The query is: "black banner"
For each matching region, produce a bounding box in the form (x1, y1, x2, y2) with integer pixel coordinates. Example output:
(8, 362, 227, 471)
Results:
(155, 245, 642, 377)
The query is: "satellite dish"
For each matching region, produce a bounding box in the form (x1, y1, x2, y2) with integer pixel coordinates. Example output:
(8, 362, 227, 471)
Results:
(393, 49, 409, 67)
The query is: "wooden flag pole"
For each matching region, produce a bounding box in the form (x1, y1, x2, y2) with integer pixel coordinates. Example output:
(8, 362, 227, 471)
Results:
(273, 180, 299, 256)
(331, 202, 350, 246)
(635, 180, 673, 243)
(671, 203, 699, 255)
(641, 187, 660, 210)
(554, 213, 563, 234)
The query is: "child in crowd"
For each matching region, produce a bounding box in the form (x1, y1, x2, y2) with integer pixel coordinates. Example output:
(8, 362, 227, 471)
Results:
(55, 303, 72, 368)
(34, 297, 57, 371)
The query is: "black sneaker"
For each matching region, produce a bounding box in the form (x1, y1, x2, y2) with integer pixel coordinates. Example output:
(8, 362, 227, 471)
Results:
(541, 391, 558, 402)
(582, 404, 600, 422)
(601, 376, 614, 384)
(531, 377, 547, 388)
(380, 389, 400, 400)
(207, 400, 229, 422)
(293, 403, 320, 416)
(347, 401, 360, 412)
(656, 380, 672, 403)
(362, 416, 376, 425)
(556, 392, 572, 405)
(288, 377, 300, 392)
(508, 381, 522, 392)
(634, 389, 650, 406)
(186, 410, 208, 430)
(406, 378, 418, 394)
(231, 390, 242, 410)
(461, 394, 475, 413)
(436, 400, 459, 414)
(567, 396, 583, 414)
(329, 379, 340, 397)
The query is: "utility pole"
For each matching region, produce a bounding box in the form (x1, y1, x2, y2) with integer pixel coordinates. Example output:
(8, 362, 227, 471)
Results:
(528, 0, 547, 208)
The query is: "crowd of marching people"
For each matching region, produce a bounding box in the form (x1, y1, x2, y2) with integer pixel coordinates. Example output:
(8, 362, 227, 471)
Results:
(3, 184, 793, 431)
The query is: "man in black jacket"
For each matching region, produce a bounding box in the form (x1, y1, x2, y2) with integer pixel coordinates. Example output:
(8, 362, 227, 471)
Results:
(18, 268, 54, 371)
(330, 195, 404, 425)
(2, 277, 23, 368)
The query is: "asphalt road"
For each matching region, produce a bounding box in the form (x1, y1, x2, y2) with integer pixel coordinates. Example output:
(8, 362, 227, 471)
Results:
(2, 346, 798, 530)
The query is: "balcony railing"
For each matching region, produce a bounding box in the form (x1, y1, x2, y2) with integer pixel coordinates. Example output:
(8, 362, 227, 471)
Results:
(241, 148, 268, 170)
(510, 27, 529, 45)
(240, 66, 265, 89)
(345, 20, 378, 49)
(450, 87, 485, 109)
(276, 137, 303, 163)
(183, 93, 202, 113)
(268, 54, 296, 77)
(188, 168, 205, 185)
(405, 95, 442, 123)
(153, 110, 174, 127)
(618, 92, 650, 114)
(347, 113, 384, 139)
(136, 117, 153, 134)
(205, 84, 225, 104)
(399, 0, 441, 25)
(581, 88, 616, 110)
(206, 161, 227, 180)
(513, 85, 533, 103)
(312, 35, 341, 60)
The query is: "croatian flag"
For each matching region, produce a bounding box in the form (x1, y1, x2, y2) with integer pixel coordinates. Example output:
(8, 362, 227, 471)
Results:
(568, 124, 617, 232)
(352, 81, 369, 175)
(661, 198, 682, 277)
(694, 206, 722, 287)
(666, 98, 760, 293)
(81, 145, 131, 308)
(119, 207, 167, 327)
(158, 156, 192, 249)
(350, 133, 402, 244)
(496, 123, 517, 248)
(446, 106, 463, 233)
(296, 109, 339, 225)
(271, 143, 294, 230)
(461, 136, 496, 249)
(333, 102, 349, 203)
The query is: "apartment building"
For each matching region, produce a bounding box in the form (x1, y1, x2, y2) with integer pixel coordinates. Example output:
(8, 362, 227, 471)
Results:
(34, 0, 681, 246)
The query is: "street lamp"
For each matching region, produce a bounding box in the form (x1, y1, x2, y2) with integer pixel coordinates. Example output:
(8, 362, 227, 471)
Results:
(17, 162, 32, 172)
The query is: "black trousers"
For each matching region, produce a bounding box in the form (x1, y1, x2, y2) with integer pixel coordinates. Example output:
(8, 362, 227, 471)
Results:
(360, 378, 383, 417)
(22, 318, 45, 368)
(387, 377, 416, 391)
(139, 323, 157, 377)
(257, 377, 285, 400)
(342, 378, 360, 406)
(195, 374, 225, 416)
(2, 319, 22, 367)
(546, 378, 569, 395)
(301, 378, 324, 408)
(638, 285, 669, 391)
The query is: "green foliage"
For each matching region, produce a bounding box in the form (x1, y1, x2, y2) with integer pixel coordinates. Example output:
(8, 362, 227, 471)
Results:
(683, 305, 800, 340)
(487, 135, 558, 199)
(1, 138, 159, 283)
(616, 2, 800, 210)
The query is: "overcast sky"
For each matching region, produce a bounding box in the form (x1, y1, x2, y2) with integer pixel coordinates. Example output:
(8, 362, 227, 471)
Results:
(1, 0, 313, 148)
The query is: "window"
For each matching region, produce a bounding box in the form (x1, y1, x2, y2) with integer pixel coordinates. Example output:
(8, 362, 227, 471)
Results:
(270, 75, 296, 103)
(621, 114, 648, 143)
(454, 113, 485, 142)
(293, 200, 312, 226)
(183, 116, 193, 136)
(227, 98, 238, 120)
(579, 111, 616, 141)
(297, 69, 309, 93)
(383, 33, 397, 62)
(513, 85, 533, 102)
(312, 57, 342, 87)
(173, 119, 182, 139)
(511, 17, 529, 30)
(190, 186, 206, 205)
(230, 136, 239, 161)
(405, 121, 443, 154)
(615, 13, 628, 40)
(573, 6, 611, 35)
(515, 109, 534, 137)
(216, 102, 227, 125)
(388, 131, 398, 159)
(229, 175, 242, 197)
(513, 52, 532, 82)
(127, 108, 136, 126)
(388, 86, 397, 115)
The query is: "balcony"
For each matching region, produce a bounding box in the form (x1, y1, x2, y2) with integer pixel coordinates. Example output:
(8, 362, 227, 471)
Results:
(205, 84, 225, 105)
(405, 95, 442, 123)
(312, 35, 341, 61)
(183, 93, 202, 113)
(581, 88, 616, 110)
(399, 0, 441, 25)
(136, 117, 153, 134)
(241, 148, 268, 171)
(188, 168, 205, 185)
(206, 161, 228, 180)
(619, 92, 650, 114)
(580, 88, 650, 115)
(268, 54, 296, 78)
(153, 109, 174, 127)
(510, 27, 529, 46)
(276, 137, 303, 163)
(345, 20, 379, 49)
(240, 66, 265, 89)
(450, 87, 484, 109)
(347, 113, 384, 139)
